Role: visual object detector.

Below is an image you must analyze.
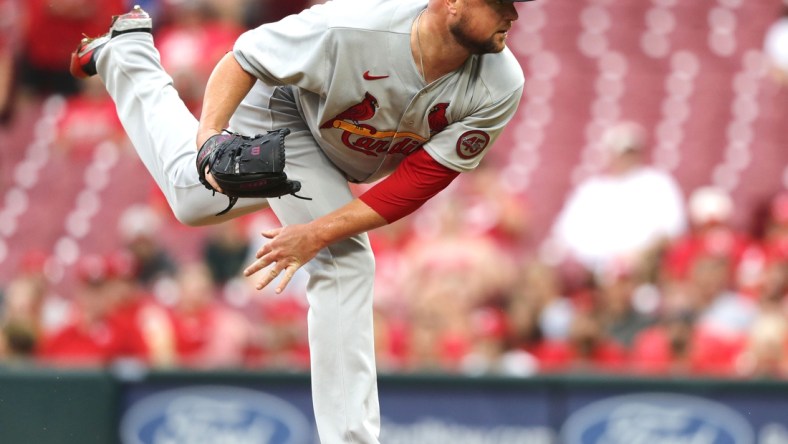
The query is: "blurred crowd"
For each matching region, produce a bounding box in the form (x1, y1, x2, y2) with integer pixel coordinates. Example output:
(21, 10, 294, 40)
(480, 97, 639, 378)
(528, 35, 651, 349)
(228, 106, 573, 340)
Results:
(0, 0, 787, 379)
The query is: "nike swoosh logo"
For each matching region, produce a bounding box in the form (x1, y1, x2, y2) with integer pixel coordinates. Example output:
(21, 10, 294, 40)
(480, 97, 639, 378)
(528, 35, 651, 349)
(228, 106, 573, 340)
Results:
(363, 71, 389, 81)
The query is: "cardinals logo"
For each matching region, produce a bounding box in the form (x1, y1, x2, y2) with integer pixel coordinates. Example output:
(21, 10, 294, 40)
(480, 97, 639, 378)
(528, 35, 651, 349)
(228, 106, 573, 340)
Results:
(321, 92, 379, 129)
(428, 103, 450, 134)
(320, 91, 428, 157)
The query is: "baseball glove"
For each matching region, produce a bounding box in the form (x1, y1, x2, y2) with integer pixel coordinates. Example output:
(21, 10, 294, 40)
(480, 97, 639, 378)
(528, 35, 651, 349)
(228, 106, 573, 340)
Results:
(197, 129, 309, 215)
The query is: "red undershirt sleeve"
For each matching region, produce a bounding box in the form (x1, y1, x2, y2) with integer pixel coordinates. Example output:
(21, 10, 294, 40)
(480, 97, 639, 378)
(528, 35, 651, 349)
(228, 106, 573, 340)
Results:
(359, 149, 461, 224)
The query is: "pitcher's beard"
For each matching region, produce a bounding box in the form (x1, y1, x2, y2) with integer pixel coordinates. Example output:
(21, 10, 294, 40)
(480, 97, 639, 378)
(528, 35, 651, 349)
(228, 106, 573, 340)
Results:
(449, 16, 505, 54)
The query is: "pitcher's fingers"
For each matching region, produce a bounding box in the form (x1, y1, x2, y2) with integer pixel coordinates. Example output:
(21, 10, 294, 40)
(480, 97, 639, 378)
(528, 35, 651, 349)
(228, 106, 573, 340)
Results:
(261, 228, 281, 239)
(256, 267, 281, 291)
(244, 255, 273, 277)
(255, 242, 271, 259)
(275, 263, 301, 294)
(206, 171, 224, 194)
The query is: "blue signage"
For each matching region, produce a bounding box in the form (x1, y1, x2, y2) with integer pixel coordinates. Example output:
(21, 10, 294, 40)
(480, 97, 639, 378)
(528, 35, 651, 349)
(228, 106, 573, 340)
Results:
(120, 386, 312, 444)
(561, 393, 756, 444)
(117, 378, 788, 444)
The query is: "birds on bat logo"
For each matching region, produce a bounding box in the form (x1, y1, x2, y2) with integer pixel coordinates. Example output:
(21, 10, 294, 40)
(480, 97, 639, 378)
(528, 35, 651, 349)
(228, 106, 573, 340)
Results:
(320, 93, 452, 158)
(320, 92, 379, 129)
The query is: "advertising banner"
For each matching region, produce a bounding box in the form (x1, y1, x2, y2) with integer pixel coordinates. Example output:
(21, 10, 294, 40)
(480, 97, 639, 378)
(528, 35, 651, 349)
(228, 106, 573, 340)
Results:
(117, 376, 788, 444)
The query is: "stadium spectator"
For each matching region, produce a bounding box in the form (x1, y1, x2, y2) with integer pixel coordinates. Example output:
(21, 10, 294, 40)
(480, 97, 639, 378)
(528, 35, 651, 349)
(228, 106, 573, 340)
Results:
(461, 305, 538, 377)
(537, 309, 628, 374)
(733, 252, 788, 377)
(154, 0, 245, 114)
(11, 251, 72, 335)
(547, 121, 687, 275)
(504, 287, 543, 356)
(0, 276, 44, 360)
(402, 277, 473, 373)
(629, 281, 696, 375)
(401, 194, 517, 312)
(100, 251, 177, 367)
(201, 218, 252, 286)
(246, 294, 310, 370)
(762, 192, 788, 260)
(764, 0, 788, 86)
(448, 164, 533, 255)
(54, 76, 125, 158)
(734, 312, 788, 378)
(370, 306, 409, 373)
(662, 186, 752, 285)
(19, 0, 125, 95)
(168, 262, 253, 368)
(118, 204, 178, 288)
(367, 218, 416, 309)
(510, 259, 575, 342)
(0, 0, 20, 124)
(594, 261, 655, 349)
(682, 243, 758, 375)
(37, 254, 149, 367)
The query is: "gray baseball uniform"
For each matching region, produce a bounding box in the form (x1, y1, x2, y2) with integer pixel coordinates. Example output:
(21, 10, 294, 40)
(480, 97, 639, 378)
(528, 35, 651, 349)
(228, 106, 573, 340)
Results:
(95, 0, 523, 442)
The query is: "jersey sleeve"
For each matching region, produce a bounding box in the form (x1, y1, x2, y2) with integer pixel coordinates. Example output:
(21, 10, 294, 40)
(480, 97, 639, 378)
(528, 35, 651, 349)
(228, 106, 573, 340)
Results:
(232, 4, 333, 95)
(359, 149, 460, 223)
(423, 85, 523, 173)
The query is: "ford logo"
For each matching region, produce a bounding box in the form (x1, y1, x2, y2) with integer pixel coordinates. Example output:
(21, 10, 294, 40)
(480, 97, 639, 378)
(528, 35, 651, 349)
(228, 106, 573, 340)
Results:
(560, 393, 755, 444)
(120, 386, 312, 444)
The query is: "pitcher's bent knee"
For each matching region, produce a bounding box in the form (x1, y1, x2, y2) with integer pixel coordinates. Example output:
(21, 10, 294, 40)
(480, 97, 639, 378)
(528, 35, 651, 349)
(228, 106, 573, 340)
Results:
(167, 191, 223, 227)
(170, 204, 213, 227)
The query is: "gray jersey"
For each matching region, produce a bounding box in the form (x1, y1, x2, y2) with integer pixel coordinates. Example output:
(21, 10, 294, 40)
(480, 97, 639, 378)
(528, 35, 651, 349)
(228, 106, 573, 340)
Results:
(96, 2, 526, 441)
(233, 0, 524, 183)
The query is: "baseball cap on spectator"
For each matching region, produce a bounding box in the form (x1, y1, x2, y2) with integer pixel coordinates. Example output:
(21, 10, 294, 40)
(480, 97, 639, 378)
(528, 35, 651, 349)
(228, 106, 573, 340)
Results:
(75, 254, 111, 285)
(601, 121, 647, 155)
(688, 186, 733, 226)
(104, 251, 139, 281)
(76, 252, 140, 285)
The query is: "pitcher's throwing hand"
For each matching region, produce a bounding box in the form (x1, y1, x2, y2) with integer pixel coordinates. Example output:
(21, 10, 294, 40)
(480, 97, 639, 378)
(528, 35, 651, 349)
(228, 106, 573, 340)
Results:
(244, 225, 320, 293)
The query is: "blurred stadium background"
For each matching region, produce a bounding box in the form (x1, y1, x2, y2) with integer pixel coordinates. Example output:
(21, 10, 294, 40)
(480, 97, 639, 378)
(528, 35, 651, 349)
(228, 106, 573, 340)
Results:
(0, 0, 787, 443)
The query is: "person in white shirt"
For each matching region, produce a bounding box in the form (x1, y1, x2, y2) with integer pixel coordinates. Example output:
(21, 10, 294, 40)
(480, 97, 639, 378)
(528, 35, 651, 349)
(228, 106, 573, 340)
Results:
(764, 1, 788, 86)
(547, 121, 687, 275)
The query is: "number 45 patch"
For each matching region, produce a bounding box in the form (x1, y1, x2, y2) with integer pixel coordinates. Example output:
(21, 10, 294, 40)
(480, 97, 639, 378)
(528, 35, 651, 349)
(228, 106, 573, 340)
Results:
(456, 130, 490, 159)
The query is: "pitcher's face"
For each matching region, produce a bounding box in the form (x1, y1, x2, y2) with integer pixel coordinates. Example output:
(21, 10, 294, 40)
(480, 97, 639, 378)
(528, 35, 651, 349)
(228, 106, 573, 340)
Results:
(449, 0, 520, 54)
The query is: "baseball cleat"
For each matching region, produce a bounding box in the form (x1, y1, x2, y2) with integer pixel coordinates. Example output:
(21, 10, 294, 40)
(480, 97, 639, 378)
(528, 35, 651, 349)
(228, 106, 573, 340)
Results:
(70, 35, 111, 78)
(109, 5, 152, 37)
(69, 5, 152, 79)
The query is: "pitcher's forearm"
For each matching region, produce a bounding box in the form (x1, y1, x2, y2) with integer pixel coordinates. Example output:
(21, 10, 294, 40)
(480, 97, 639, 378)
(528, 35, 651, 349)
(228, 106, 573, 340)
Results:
(311, 199, 389, 249)
(197, 53, 257, 147)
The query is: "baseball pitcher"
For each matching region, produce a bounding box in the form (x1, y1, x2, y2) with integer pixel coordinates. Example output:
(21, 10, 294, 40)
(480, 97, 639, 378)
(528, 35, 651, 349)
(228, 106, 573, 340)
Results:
(70, 0, 532, 442)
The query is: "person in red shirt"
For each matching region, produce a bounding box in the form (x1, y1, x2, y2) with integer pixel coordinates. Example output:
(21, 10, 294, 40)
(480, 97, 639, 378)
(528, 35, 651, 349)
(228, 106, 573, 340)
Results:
(101, 251, 176, 367)
(536, 309, 628, 374)
(662, 186, 751, 284)
(154, 1, 246, 114)
(20, 0, 125, 94)
(55, 76, 125, 158)
(168, 261, 253, 369)
(37, 254, 149, 367)
(0, 0, 20, 124)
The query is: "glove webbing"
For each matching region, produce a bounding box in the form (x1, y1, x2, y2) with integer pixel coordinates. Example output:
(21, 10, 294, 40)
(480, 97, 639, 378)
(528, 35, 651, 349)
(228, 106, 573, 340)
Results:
(215, 189, 312, 216)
